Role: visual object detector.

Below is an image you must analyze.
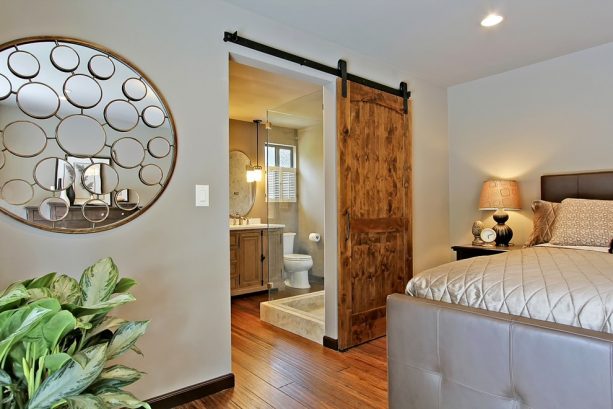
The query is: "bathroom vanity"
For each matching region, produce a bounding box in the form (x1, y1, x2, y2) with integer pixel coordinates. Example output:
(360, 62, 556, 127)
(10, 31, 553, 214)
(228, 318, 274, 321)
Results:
(230, 224, 284, 296)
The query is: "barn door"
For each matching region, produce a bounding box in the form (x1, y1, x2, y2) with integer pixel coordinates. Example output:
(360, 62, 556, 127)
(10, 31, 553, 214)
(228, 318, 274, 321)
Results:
(337, 79, 412, 350)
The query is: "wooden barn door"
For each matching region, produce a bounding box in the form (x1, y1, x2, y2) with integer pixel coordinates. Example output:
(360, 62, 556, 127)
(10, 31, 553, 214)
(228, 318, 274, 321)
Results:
(337, 79, 412, 350)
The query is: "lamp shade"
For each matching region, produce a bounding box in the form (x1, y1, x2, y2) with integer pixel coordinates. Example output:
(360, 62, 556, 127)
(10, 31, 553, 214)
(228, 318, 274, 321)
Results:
(479, 180, 521, 210)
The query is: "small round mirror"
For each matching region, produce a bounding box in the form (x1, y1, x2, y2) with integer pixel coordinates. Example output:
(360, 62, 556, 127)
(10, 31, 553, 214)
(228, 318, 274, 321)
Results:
(122, 78, 147, 101)
(3, 121, 47, 157)
(104, 100, 139, 131)
(64, 74, 102, 109)
(142, 106, 165, 128)
(88, 55, 115, 80)
(1, 179, 34, 205)
(56, 114, 106, 157)
(115, 189, 139, 210)
(82, 163, 119, 195)
(34, 158, 75, 192)
(8, 50, 40, 79)
(147, 137, 171, 158)
(50, 45, 79, 72)
(139, 164, 163, 186)
(0, 74, 11, 100)
(39, 197, 70, 222)
(82, 199, 109, 223)
(17, 82, 59, 119)
(111, 137, 145, 169)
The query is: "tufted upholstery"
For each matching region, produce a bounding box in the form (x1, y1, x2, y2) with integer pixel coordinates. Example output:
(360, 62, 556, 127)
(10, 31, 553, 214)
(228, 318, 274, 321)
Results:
(387, 294, 613, 409)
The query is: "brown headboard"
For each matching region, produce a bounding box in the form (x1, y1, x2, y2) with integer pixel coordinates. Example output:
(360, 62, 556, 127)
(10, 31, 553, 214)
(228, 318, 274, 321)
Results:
(541, 171, 613, 202)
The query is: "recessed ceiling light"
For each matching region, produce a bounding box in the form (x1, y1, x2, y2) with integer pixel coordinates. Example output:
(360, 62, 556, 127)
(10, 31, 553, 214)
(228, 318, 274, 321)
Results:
(481, 14, 503, 27)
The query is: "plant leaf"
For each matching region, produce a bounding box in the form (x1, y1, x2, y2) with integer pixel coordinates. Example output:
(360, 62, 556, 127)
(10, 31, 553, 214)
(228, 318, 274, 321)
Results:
(0, 369, 11, 386)
(89, 365, 145, 391)
(98, 390, 151, 409)
(26, 273, 57, 290)
(113, 278, 137, 294)
(26, 344, 108, 409)
(27, 288, 53, 302)
(50, 275, 81, 305)
(60, 394, 106, 409)
(106, 321, 149, 360)
(0, 284, 28, 311)
(85, 317, 126, 341)
(0, 306, 51, 364)
(43, 353, 71, 374)
(80, 258, 119, 307)
(66, 293, 135, 318)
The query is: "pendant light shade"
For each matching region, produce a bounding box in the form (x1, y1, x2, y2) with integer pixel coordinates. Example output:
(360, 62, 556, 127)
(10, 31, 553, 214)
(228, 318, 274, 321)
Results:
(246, 119, 263, 183)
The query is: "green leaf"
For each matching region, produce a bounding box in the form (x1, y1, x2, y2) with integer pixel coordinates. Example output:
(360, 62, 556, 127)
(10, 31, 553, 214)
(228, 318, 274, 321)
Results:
(66, 293, 135, 318)
(26, 273, 57, 290)
(0, 369, 11, 386)
(80, 258, 119, 307)
(60, 394, 106, 409)
(113, 278, 137, 294)
(85, 316, 126, 341)
(43, 353, 71, 374)
(0, 284, 28, 311)
(106, 321, 149, 360)
(26, 344, 108, 409)
(27, 288, 53, 302)
(98, 390, 151, 409)
(42, 311, 77, 348)
(50, 275, 81, 305)
(0, 306, 51, 365)
(89, 365, 144, 391)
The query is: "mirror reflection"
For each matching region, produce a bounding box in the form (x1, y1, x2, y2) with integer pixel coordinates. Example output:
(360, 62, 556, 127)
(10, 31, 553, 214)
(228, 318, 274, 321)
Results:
(0, 38, 176, 233)
(229, 150, 255, 217)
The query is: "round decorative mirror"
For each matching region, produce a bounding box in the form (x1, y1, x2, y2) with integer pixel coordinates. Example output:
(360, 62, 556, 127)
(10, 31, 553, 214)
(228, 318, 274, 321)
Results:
(0, 37, 177, 233)
(229, 150, 255, 217)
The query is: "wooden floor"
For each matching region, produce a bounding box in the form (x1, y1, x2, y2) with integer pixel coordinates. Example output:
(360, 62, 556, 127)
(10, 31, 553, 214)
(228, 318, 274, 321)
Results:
(178, 293, 388, 409)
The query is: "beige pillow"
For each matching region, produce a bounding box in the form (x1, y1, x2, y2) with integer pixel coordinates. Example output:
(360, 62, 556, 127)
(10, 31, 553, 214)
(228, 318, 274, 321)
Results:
(524, 200, 559, 247)
(549, 198, 613, 247)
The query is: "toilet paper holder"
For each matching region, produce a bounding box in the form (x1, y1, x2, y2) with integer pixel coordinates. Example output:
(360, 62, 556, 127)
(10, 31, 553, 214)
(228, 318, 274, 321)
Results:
(308, 233, 321, 242)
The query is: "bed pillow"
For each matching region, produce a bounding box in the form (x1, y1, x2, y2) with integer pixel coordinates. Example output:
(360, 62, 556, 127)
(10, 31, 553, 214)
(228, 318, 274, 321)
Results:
(524, 200, 560, 247)
(549, 198, 613, 247)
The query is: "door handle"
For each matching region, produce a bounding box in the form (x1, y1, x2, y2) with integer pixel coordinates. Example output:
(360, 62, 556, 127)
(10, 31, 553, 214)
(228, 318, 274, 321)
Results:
(345, 210, 350, 241)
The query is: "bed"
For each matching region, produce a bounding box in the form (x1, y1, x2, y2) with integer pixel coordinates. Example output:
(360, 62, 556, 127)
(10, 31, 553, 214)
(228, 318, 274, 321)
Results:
(387, 171, 613, 409)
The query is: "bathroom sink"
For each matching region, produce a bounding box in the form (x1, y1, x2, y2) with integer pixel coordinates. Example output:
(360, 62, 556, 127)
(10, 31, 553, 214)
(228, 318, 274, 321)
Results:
(229, 223, 285, 230)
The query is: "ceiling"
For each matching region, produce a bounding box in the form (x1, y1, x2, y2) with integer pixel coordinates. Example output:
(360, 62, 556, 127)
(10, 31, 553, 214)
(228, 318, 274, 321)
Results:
(222, 0, 613, 86)
(229, 59, 321, 126)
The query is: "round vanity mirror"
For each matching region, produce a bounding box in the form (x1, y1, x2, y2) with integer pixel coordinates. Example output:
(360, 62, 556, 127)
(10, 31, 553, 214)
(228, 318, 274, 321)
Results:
(229, 150, 255, 217)
(0, 37, 176, 233)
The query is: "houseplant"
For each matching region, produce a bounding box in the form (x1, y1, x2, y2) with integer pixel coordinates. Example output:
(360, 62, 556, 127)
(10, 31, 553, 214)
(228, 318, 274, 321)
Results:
(0, 257, 150, 409)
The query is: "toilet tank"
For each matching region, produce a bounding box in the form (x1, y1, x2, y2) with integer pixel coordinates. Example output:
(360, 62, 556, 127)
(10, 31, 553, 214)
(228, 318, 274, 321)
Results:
(282, 232, 296, 255)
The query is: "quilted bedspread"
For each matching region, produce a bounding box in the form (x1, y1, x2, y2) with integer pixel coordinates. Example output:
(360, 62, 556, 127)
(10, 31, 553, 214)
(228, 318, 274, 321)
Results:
(406, 246, 613, 333)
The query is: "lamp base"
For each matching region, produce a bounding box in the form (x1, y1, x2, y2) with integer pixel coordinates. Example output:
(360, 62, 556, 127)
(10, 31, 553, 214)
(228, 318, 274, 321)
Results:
(492, 210, 513, 247)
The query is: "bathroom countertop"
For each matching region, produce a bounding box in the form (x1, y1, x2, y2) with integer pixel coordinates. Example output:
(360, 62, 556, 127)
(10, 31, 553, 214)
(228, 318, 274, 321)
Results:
(229, 223, 285, 231)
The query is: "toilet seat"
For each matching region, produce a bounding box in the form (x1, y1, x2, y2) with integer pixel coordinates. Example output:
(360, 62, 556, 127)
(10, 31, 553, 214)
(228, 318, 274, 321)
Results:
(284, 253, 312, 261)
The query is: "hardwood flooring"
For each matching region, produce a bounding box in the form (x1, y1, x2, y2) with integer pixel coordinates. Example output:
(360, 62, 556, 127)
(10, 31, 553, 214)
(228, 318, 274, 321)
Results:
(178, 293, 388, 409)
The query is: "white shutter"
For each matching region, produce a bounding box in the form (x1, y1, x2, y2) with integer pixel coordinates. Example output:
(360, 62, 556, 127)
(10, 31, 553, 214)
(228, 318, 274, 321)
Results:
(267, 166, 296, 203)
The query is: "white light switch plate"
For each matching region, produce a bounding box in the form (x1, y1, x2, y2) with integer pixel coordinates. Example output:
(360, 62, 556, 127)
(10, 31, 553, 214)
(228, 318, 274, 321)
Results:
(195, 185, 209, 207)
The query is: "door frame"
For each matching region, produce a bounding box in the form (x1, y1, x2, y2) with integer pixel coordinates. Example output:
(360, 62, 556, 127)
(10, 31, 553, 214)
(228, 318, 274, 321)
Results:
(226, 45, 340, 341)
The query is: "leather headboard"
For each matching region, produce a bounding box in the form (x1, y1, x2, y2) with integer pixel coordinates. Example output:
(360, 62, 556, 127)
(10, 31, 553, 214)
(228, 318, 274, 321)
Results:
(541, 171, 613, 202)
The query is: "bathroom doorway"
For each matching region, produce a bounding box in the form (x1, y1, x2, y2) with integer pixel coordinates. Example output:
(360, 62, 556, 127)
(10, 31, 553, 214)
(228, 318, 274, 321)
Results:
(228, 57, 330, 344)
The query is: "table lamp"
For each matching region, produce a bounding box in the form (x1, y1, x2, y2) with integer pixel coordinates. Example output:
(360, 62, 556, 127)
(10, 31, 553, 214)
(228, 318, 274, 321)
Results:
(479, 180, 521, 246)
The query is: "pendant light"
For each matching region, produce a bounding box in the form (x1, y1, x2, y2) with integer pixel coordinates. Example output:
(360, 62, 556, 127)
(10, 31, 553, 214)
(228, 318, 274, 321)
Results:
(246, 119, 263, 183)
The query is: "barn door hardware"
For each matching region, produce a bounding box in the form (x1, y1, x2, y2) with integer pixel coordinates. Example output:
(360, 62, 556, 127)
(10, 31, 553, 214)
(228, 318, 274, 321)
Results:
(223, 31, 411, 108)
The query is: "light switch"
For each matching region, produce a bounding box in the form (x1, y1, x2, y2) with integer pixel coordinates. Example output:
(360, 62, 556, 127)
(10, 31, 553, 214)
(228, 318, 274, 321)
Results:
(195, 185, 209, 207)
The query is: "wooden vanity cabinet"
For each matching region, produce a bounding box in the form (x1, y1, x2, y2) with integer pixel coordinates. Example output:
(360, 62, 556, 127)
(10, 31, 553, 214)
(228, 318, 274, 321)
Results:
(230, 227, 284, 296)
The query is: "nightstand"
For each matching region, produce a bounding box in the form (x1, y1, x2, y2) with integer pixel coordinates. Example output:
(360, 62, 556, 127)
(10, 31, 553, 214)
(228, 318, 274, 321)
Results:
(451, 244, 522, 261)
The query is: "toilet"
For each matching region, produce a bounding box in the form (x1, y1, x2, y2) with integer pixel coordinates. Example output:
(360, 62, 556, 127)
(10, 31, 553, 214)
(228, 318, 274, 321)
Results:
(283, 232, 313, 289)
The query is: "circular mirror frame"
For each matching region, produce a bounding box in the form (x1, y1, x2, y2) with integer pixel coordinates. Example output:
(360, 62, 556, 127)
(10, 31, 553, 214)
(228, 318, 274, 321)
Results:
(0, 36, 177, 234)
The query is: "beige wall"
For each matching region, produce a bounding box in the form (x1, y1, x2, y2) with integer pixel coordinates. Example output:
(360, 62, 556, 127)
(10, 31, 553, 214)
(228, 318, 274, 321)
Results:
(0, 0, 450, 398)
(448, 42, 613, 246)
(296, 123, 324, 277)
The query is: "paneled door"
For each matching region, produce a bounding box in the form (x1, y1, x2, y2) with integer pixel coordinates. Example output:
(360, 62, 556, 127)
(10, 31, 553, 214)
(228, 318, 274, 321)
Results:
(337, 79, 412, 350)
